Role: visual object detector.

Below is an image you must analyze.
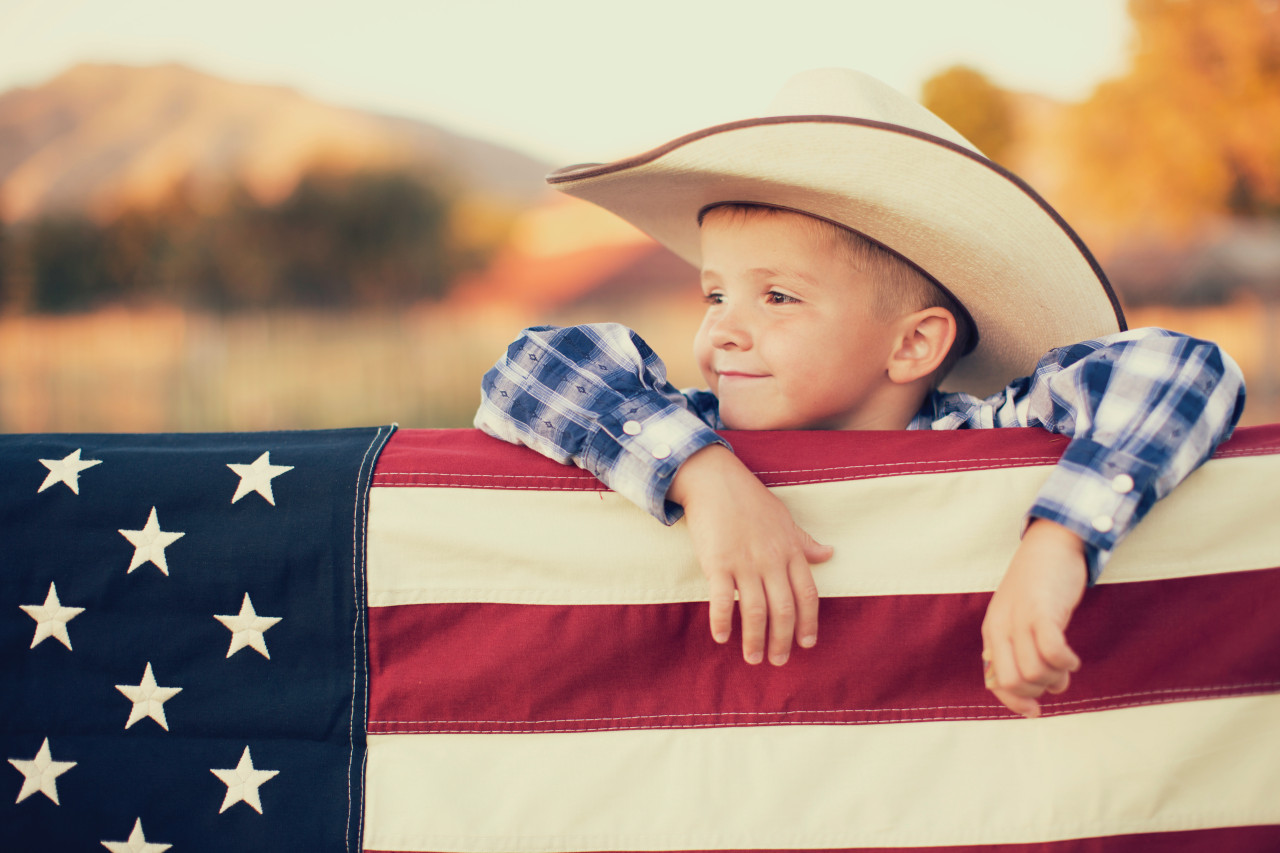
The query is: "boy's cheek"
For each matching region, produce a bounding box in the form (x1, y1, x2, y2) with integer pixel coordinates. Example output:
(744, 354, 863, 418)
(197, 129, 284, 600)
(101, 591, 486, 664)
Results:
(693, 346, 717, 392)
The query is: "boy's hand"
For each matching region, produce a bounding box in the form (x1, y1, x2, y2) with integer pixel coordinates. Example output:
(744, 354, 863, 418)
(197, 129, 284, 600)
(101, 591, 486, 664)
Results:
(981, 518, 1087, 718)
(669, 444, 833, 666)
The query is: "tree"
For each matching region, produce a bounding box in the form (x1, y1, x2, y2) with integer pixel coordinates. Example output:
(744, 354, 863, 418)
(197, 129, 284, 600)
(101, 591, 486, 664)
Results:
(1061, 0, 1280, 242)
(920, 66, 1016, 165)
(10, 165, 486, 312)
(265, 169, 457, 307)
(26, 216, 115, 312)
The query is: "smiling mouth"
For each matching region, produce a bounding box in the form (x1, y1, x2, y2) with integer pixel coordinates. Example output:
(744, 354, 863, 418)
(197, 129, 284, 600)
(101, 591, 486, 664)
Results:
(717, 370, 769, 379)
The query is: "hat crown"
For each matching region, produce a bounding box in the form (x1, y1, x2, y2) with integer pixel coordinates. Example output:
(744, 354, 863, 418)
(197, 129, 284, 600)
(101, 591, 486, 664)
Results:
(764, 68, 980, 154)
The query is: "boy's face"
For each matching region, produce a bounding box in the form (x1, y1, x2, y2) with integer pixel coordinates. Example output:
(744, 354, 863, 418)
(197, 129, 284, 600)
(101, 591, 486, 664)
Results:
(694, 209, 900, 430)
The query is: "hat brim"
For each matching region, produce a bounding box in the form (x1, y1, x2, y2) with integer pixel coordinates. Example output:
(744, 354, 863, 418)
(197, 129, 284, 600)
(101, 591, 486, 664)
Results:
(548, 115, 1125, 396)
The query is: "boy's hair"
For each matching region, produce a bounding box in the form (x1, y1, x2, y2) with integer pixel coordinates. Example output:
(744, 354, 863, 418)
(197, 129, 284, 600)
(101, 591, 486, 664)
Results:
(707, 204, 975, 383)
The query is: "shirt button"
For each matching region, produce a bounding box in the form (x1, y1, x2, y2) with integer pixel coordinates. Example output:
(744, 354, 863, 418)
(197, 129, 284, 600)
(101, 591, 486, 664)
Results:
(623, 420, 642, 436)
(652, 443, 672, 460)
(1091, 515, 1114, 533)
(1111, 474, 1134, 494)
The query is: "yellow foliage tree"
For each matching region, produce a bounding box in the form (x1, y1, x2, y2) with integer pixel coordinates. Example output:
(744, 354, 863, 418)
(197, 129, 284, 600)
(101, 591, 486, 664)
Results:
(1062, 0, 1280, 243)
(920, 66, 1015, 165)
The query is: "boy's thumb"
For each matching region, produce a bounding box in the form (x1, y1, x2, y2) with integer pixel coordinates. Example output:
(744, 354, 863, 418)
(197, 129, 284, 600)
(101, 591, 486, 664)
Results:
(802, 533, 835, 564)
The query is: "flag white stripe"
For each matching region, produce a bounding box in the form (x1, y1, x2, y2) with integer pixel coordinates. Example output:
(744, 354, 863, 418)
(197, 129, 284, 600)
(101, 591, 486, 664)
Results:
(367, 454, 1280, 607)
(363, 692, 1280, 852)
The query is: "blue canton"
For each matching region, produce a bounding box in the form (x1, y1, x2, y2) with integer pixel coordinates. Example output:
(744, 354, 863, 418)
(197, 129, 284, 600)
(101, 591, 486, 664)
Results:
(1, 427, 393, 851)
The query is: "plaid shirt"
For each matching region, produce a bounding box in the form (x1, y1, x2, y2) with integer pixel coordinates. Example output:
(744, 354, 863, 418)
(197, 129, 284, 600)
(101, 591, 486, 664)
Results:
(475, 323, 1246, 582)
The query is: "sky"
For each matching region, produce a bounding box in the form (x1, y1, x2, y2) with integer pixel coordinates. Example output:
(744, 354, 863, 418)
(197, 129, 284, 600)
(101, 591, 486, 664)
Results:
(0, 0, 1133, 164)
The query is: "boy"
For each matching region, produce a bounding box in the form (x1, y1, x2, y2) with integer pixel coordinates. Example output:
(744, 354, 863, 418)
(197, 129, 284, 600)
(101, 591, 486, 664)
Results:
(475, 69, 1245, 718)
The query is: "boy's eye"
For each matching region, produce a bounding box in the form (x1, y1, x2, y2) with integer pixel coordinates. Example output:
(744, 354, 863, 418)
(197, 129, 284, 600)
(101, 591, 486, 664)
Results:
(767, 291, 800, 305)
(703, 292, 724, 305)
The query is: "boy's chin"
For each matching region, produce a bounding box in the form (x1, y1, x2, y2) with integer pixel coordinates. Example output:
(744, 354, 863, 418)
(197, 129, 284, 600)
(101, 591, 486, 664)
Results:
(720, 405, 847, 432)
(719, 408, 801, 431)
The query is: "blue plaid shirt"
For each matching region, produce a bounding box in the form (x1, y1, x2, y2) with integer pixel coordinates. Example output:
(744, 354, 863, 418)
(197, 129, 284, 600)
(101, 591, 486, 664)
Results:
(475, 323, 1246, 582)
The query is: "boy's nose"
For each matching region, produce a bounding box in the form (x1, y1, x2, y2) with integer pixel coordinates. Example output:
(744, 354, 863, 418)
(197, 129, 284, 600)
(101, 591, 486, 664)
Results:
(709, 305, 751, 349)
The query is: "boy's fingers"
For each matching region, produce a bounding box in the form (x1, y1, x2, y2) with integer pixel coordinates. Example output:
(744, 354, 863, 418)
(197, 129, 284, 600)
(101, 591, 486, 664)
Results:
(802, 535, 834, 565)
(985, 646, 1042, 717)
(737, 581, 768, 665)
(984, 638, 1015, 690)
(993, 687, 1041, 718)
(988, 640, 1039, 698)
(1031, 620, 1081, 673)
(706, 572, 736, 644)
(1032, 622, 1077, 696)
(789, 558, 820, 649)
(1011, 628, 1058, 691)
(763, 573, 797, 666)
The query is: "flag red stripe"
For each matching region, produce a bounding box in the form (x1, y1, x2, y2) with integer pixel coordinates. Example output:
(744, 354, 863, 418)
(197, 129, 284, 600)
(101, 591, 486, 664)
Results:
(370, 428, 1064, 489)
(363, 823, 1280, 852)
(372, 424, 1280, 490)
(368, 567, 1280, 733)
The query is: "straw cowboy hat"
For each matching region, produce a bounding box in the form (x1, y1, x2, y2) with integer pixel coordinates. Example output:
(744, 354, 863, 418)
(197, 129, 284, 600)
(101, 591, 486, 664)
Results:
(546, 68, 1126, 395)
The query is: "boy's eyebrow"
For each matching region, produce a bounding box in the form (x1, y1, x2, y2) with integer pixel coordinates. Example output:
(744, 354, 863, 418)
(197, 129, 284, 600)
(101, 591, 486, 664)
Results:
(699, 266, 821, 288)
(748, 266, 820, 288)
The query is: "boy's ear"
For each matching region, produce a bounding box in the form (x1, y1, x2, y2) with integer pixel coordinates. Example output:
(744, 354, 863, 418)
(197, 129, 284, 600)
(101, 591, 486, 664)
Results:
(886, 307, 957, 385)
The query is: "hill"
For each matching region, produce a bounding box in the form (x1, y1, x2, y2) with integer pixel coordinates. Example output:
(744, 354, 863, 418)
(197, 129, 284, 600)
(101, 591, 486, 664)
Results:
(0, 62, 551, 221)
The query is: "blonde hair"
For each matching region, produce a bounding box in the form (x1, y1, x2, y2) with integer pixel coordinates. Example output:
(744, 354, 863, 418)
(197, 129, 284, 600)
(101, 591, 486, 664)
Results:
(704, 204, 974, 382)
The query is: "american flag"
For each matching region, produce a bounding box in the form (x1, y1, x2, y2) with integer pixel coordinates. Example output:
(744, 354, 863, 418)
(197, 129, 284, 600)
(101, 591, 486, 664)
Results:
(5, 424, 1280, 851)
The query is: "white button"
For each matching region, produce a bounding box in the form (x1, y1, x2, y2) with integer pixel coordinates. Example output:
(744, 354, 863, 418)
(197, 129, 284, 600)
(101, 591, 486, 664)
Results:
(652, 443, 672, 460)
(1111, 474, 1134, 494)
(1091, 515, 1114, 533)
(623, 420, 642, 436)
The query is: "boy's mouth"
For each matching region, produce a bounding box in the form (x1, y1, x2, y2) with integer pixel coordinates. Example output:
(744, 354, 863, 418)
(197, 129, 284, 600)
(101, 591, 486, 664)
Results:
(716, 370, 769, 379)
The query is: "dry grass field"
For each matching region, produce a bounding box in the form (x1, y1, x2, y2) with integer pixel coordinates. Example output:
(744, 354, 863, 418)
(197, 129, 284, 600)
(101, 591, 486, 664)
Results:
(0, 299, 706, 433)
(2, 297, 1276, 434)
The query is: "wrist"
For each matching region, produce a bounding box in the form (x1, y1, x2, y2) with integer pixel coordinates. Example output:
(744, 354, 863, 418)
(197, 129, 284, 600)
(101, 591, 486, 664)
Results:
(668, 444, 742, 508)
(1024, 518, 1087, 554)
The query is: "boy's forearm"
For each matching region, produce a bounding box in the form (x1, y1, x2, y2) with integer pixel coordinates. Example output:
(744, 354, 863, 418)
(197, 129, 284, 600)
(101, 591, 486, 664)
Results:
(1024, 439, 1157, 583)
(1021, 331, 1246, 582)
(475, 323, 727, 523)
(580, 402, 729, 522)
(667, 443, 741, 508)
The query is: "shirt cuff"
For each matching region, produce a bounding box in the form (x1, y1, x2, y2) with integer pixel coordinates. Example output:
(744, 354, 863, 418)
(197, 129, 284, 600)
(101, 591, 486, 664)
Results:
(1026, 438, 1161, 584)
(583, 392, 728, 524)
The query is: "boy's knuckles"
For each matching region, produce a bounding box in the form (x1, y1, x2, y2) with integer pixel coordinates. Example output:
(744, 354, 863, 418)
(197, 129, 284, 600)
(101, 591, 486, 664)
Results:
(770, 599, 797, 619)
(792, 580, 820, 604)
(992, 670, 1038, 696)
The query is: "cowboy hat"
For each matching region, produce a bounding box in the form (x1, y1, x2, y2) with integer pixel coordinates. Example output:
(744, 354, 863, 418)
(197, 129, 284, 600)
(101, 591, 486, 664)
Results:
(546, 68, 1125, 395)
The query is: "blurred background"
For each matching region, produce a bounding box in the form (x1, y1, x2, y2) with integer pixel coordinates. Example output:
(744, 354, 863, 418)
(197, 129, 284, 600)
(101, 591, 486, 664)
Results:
(1, 0, 1277, 432)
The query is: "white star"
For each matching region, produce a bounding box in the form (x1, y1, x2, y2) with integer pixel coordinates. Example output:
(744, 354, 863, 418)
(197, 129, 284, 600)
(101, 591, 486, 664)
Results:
(19, 582, 85, 650)
(211, 746, 279, 814)
(214, 593, 281, 659)
(227, 452, 294, 505)
(115, 663, 182, 731)
(118, 507, 185, 576)
(8, 737, 76, 805)
(37, 448, 102, 495)
(100, 818, 171, 853)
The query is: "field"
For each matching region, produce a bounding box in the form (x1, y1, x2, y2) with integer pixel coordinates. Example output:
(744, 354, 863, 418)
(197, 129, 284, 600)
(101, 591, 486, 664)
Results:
(2, 298, 1276, 434)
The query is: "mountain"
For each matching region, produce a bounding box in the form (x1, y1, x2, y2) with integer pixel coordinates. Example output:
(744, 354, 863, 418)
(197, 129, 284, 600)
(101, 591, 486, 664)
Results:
(0, 62, 552, 222)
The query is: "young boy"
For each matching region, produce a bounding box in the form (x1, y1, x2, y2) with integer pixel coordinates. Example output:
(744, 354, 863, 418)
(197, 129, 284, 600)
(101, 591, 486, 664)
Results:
(474, 69, 1246, 718)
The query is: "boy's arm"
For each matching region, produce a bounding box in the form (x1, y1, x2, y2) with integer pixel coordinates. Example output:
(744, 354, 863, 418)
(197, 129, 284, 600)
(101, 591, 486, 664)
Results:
(997, 328, 1246, 580)
(477, 323, 831, 665)
(475, 323, 727, 521)
(669, 444, 831, 666)
(966, 328, 1246, 715)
